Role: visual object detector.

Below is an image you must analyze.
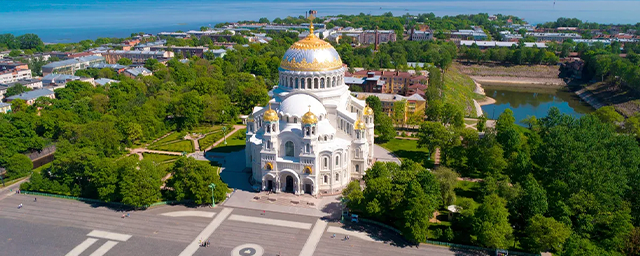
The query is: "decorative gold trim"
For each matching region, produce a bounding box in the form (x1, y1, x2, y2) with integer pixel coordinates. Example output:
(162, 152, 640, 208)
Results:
(303, 165, 313, 174)
(289, 36, 334, 50)
(265, 162, 273, 170)
(280, 57, 343, 72)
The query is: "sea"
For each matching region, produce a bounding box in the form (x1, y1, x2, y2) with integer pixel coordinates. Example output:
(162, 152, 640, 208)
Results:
(1, 0, 639, 43)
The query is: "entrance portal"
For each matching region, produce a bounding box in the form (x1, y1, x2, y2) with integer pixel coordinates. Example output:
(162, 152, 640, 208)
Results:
(285, 176, 294, 193)
(304, 184, 312, 194)
(267, 180, 273, 191)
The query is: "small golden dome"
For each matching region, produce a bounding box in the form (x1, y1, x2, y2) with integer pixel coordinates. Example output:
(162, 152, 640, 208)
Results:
(263, 103, 278, 122)
(364, 105, 374, 116)
(301, 105, 318, 125)
(354, 118, 366, 130)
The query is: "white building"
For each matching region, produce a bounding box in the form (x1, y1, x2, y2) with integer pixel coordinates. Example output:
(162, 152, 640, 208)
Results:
(245, 22, 375, 196)
(0, 68, 32, 84)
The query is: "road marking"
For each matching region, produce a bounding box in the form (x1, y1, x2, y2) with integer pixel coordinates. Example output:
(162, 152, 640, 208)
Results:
(228, 214, 312, 230)
(161, 211, 216, 218)
(231, 243, 264, 256)
(87, 230, 132, 242)
(299, 220, 327, 256)
(89, 240, 119, 256)
(65, 238, 98, 256)
(326, 226, 376, 242)
(179, 207, 233, 256)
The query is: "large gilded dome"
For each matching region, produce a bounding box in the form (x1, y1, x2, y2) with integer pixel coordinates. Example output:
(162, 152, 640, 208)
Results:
(280, 30, 343, 72)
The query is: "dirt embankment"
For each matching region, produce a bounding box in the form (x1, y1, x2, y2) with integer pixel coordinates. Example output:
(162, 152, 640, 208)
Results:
(456, 63, 566, 88)
(579, 82, 640, 117)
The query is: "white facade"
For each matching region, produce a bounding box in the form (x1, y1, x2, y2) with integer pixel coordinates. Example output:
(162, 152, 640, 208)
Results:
(245, 29, 375, 196)
(0, 69, 32, 84)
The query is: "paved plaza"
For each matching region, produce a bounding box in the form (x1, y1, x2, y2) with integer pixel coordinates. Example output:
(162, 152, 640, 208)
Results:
(0, 192, 486, 256)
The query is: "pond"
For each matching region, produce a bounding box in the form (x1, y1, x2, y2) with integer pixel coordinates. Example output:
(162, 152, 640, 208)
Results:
(481, 85, 595, 126)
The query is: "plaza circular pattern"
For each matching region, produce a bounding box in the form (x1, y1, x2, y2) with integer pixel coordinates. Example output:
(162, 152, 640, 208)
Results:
(231, 243, 264, 256)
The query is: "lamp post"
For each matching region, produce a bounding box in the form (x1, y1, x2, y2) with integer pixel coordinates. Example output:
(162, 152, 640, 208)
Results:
(208, 183, 216, 207)
(222, 110, 227, 145)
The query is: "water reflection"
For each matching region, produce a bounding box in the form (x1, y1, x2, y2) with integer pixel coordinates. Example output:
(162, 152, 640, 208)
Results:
(481, 86, 594, 126)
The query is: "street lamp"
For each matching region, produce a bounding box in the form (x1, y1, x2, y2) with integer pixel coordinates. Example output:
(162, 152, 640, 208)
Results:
(208, 183, 216, 207)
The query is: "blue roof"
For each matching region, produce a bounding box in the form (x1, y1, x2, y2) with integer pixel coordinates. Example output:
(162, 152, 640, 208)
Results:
(6, 89, 54, 101)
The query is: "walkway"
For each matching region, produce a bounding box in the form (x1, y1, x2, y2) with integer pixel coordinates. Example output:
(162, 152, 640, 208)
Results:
(203, 125, 244, 152)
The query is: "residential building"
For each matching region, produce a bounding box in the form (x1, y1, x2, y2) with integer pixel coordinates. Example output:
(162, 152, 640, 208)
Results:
(362, 30, 397, 45)
(0, 68, 32, 84)
(0, 61, 29, 71)
(450, 27, 488, 41)
(351, 92, 426, 120)
(41, 56, 105, 76)
(0, 102, 11, 113)
(42, 74, 94, 87)
(149, 46, 208, 58)
(344, 72, 386, 93)
(1, 78, 43, 90)
(124, 67, 152, 78)
(459, 40, 547, 49)
(133, 40, 166, 51)
(5, 89, 55, 105)
(508, 32, 582, 42)
(88, 63, 128, 73)
(410, 30, 433, 41)
(94, 78, 120, 86)
(100, 50, 174, 64)
(157, 32, 188, 39)
(208, 49, 227, 58)
(346, 70, 428, 95)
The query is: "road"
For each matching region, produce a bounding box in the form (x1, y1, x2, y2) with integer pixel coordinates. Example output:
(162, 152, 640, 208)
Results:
(0, 194, 486, 256)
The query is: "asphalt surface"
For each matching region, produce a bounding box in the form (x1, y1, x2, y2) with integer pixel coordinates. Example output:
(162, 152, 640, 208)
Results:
(0, 193, 486, 256)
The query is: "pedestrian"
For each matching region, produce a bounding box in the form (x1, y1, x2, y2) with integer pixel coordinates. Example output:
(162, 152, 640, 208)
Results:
(199, 239, 202, 247)
(18, 203, 22, 209)
(207, 240, 210, 247)
(332, 233, 336, 238)
(261, 210, 265, 215)
(34, 197, 37, 202)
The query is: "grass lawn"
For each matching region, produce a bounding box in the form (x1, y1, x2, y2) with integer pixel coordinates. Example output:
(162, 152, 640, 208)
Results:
(198, 131, 224, 150)
(210, 129, 246, 153)
(151, 131, 186, 146)
(443, 66, 484, 117)
(143, 153, 179, 164)
(149, 140, 194, 153)
(378, 138, 433, 166)
(454, 180, 482, 206)
(188, 125, 223, 135)
(464, 119, 478, 125)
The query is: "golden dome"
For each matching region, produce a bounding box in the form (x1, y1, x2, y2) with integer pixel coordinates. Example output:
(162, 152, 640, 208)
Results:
(355, 118, 366, 130)
(279, 18, 343, 72)
(364, 105, 374, 116)
(263, 103, 278, 122)
(301, 105, 318, 125)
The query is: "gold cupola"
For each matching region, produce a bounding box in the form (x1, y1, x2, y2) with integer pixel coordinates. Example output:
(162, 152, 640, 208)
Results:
(301, 105, 318, 125)
(354, 118, 366, 130)
(279, 13, 343, 72)
(263, 103, 278, 122)
(364, 104, 374, 116)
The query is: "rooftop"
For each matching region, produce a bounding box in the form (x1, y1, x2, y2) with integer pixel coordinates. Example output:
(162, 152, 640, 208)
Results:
(6, 88, 54, 101)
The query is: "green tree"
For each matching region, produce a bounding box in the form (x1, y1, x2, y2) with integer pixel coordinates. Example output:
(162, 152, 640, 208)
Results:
(473, 194, 513, 249)
(393, 99, 406, 126)
(5, 84, 30, 97)
(402, 180, 433, 243)
(433, 166, 459, 207)
(523, 215, 571, 253)
(117, 57, 133, 66)
(10, 98, 28, 112)
(169, 157, 228, 204)
(16, 33, 44, 50)
(118, 158, 162, 208)
(5, 153, 33, 179)
(593, 106, 623, 124)
(477, 115, 487, 132)
(417, 121, 448, 156)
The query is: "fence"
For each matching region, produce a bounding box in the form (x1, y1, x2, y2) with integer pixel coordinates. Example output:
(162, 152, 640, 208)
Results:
(21, 191, 187, 209)
(353, 216, 540, 256)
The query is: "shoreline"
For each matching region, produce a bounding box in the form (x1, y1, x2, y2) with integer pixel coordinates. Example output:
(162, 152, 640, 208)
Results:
(470, 76, 566, 88)
(472, 79, 497, 117)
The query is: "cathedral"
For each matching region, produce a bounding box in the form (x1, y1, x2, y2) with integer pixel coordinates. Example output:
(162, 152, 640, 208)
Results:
(245, 18, 375, 196)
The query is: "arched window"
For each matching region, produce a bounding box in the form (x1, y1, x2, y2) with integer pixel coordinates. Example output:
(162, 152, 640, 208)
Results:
(314, 78, 318, 89)
(324, 135, 328, 141)
(266, 125, 271, 133)
(301, 78, 305, 89)
(312, 126, 316, 135)
(324, 175, 328, 184)
(294, 117, 298, 123)
(272, 124, 276, 132)
(295, 78, 299, 88)
(355, 164, 360, 173)
(323, 158, 328, 169)
(290, 77, 293, 88)
(335, 173, 339, 181)
(335, 155, 340, 166)
(285, 141, 294, 157)
(305, 144, 310, 153)
(320, 78, 325, 88)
